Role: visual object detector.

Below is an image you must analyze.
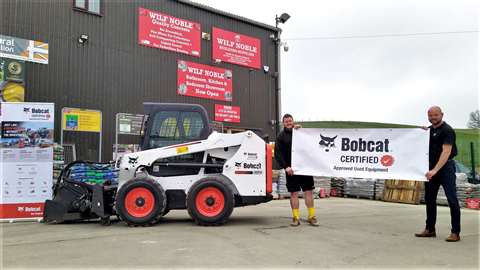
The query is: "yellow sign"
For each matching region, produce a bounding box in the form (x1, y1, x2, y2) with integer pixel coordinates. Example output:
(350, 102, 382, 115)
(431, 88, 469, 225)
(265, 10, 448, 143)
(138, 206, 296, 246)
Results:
(176, 146, 189, 154)
(62, 108, 102, 133)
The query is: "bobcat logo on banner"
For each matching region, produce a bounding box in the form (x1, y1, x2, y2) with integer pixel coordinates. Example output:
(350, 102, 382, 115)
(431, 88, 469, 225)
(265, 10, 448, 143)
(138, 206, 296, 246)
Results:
(292, 128, 429, 181)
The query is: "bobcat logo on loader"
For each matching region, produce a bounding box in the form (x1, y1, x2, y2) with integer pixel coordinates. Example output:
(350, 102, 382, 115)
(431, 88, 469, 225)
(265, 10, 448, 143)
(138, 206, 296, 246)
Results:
(128, 156, 139, 165)
(319, 134, 337, 152)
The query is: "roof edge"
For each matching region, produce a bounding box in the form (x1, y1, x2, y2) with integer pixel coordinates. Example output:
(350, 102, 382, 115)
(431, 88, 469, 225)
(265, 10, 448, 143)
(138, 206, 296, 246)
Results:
(175, 0, 281, 32)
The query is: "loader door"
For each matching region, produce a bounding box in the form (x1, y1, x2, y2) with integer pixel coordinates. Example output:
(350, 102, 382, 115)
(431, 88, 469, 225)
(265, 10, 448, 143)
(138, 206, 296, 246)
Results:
(141, 103, 211, 150)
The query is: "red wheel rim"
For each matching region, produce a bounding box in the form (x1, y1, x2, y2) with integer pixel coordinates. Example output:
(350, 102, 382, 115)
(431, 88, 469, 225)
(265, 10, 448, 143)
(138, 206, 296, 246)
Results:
(124, 187, 155, 218)
(195, 187, 225, 217)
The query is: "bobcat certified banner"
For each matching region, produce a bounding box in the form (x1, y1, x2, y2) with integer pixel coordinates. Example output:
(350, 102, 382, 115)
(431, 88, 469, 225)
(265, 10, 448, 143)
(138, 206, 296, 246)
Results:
(138, 7, 201, 57)
(292, 128, 429, 181)
(177, 60, 233, 101)
(0, 102, 54, 220)
(212, 27, 261, 69)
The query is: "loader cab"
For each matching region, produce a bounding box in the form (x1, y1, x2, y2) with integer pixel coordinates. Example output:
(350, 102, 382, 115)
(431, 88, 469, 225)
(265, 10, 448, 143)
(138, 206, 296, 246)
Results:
(141, 103, 211, 150)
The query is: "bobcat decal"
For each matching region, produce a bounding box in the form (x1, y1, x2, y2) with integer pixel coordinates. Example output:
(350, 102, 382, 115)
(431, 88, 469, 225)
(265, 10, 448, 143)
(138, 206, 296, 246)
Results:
(319, 134, 337, 152)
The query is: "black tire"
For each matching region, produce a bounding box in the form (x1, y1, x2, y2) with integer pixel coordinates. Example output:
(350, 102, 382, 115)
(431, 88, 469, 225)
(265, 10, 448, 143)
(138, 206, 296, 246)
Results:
(115, 178, 166, 226)
(186, 177, 235, 226)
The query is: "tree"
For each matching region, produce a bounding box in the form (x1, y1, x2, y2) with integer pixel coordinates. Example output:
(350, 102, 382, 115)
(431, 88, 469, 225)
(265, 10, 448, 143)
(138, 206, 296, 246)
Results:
(467, 110, 480, 129)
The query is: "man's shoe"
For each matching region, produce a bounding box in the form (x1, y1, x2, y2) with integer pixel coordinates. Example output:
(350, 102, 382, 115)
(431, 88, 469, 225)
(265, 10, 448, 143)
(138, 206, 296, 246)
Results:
(290, 218, 300, 227)
(307, 216, 319, 227)
(414, 230, 436, 237)
(445, 233, 460, 242)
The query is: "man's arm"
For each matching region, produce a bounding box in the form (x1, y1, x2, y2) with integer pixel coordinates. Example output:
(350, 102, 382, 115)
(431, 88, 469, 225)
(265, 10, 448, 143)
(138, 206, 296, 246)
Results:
(426, 144, 452, 180)
(274, 137, 287, 169)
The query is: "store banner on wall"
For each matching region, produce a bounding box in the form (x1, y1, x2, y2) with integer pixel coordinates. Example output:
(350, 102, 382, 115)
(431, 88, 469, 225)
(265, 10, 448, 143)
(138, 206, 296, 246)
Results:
(212, 27, 261, 69)
(0, 102, 54, 220)
(138, 7, 201, 57)
(214, 104, 240, 123)
(177, 60, 233, 101)
(0, 34, 48, 64)
(291, 128, 429, 181)
(0, 57, 26, 102)
(62, 108, 102, 133)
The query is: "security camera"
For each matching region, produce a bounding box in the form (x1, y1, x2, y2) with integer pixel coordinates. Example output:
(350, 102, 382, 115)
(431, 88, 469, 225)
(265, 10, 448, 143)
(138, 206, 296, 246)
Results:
(263, 66, 270, 73)
(78, 34, 89, 44)
(283, 43, 289, 52)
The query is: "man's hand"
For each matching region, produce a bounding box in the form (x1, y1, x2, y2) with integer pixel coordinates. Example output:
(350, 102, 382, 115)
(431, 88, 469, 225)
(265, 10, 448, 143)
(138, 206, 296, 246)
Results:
(294, 124, 302, 129)
(421, 126, 429, 131)
(425, 170, 437, 181)
(285, 167, 294, 176)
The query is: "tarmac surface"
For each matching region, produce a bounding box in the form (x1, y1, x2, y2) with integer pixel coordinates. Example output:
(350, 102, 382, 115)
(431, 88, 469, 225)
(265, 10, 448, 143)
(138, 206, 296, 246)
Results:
(1, 198, 479, 269)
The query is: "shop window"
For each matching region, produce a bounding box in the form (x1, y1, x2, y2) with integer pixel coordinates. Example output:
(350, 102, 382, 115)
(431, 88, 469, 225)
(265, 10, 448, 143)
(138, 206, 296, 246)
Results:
(73, 0, 103, 15)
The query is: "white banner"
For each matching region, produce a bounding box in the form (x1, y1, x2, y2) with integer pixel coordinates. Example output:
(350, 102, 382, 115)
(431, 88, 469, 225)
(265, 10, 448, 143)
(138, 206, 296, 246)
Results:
(292, 128, 429, 181)
(1, 102, 54, 220)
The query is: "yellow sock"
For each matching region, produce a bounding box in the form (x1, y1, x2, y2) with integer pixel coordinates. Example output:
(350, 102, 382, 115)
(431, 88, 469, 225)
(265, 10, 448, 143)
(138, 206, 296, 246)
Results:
(292, 208, 299, 220)
(308, 207, 315, 219)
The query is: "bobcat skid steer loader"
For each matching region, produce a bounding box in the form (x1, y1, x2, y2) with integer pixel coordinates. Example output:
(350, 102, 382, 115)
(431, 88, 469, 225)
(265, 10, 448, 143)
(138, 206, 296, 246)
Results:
(45, 103, 273, 226)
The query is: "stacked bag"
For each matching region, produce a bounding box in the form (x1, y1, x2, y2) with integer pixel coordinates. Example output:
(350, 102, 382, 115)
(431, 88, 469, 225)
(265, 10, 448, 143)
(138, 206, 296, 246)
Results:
(313, 176, 331, 199)
(331, 178, 345, 197)
(53, 144, 65, 184)
(344, 178, 376, 199)
(68, 163, 119, 185)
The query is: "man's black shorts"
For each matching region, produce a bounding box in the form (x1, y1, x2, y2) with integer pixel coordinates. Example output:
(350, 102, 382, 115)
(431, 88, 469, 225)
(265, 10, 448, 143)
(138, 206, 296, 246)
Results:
(286, 174, 314, 193)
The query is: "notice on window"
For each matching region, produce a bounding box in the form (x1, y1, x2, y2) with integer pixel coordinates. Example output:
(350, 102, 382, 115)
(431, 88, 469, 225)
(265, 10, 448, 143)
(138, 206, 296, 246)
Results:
(212, 27, 261, 69)
(138, 7, 201, 57)
(177, 60, 233, 102)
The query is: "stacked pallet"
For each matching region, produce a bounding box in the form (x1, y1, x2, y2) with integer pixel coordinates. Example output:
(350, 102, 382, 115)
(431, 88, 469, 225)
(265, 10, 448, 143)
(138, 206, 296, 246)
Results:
(277, 170, 289, 198)
(331, 178, 345, 197)
(384, 180, 423, 204)
(313, 176, 331, 198)
(52, 144, 64, 184)
(375, 179, 385, 200)
(344, 178, 376, 199)
(457, 183, 480, 209)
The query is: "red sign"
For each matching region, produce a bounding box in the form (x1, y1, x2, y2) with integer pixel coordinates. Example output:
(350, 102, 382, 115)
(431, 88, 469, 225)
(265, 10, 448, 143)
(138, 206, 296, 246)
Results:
(138, 7, 201, 57)
(212, 27, 261, 69)
(215, 104, 240, 123)
(177, 60, 233, 101)
(0, 202, 44, 219)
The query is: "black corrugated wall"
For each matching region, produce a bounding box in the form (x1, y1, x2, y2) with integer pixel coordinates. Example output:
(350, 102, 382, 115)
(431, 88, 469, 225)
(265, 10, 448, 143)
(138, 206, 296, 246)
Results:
(0, 0, 279, 161)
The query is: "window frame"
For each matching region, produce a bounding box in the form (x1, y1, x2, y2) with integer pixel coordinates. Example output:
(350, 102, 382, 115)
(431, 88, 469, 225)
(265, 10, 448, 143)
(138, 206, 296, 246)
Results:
(72, 0, 104, 16)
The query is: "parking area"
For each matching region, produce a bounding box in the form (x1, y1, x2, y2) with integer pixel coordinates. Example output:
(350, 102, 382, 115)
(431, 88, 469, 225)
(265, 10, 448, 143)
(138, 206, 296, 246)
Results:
(1, 198, 479, 269)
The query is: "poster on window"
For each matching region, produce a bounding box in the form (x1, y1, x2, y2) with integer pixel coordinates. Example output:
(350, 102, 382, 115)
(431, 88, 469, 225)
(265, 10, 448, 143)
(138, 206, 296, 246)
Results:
(0, 102, 54, 220)
(214, 104, 240, 123)
(138, 7, 201, 57)
(212, 27, 261, 69)
(177, 60, 233, 101)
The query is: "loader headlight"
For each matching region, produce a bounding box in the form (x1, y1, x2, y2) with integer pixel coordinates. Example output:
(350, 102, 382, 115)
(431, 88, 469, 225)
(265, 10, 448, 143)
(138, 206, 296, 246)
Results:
(116, 157, 123, 169)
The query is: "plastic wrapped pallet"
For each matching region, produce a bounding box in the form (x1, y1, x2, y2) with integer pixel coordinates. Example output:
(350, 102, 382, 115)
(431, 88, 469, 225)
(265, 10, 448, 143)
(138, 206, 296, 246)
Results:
(53, 144, 64, 184)
(313, 176, 331, 199)
(375, 179, 385, 200)
(344, 178, 376, 199)
(456, 183, 480, 208)
(331, 178, 345, 197)
(68, 163, 119, 185)
(277, 169, 289, 198)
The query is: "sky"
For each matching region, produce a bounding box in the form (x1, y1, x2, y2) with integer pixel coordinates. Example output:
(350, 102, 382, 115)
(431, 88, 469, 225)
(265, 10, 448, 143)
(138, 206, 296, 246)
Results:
(195, 0, 479, 128)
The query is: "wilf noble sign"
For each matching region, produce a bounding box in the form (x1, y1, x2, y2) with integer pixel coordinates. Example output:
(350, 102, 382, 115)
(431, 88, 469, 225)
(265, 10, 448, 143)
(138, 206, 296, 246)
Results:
(292, 128, 429, 181)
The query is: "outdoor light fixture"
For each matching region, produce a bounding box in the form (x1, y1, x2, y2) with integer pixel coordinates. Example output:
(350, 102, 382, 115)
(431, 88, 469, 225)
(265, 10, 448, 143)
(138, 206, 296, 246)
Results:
(77, 34, 89, 44)
(275, 13, 291, 26)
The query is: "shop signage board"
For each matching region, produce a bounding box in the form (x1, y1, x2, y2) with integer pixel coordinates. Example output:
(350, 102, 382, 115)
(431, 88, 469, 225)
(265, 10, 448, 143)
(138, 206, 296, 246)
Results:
(61, 108, 102, 161)
(214, 104, 240, 123)
(138, 7, 201, 57)
(292, 128, 429, 181)
(0, 102, 54, 220)
(212, 27, 261, 69)
(177, 60, 233, 101)
(114, 113, 145, 160)
(0, 34, 48, 64)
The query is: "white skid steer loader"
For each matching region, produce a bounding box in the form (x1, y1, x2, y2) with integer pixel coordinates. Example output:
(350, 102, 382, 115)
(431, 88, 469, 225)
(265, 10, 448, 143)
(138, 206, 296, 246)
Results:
(44, 103, 273, 226)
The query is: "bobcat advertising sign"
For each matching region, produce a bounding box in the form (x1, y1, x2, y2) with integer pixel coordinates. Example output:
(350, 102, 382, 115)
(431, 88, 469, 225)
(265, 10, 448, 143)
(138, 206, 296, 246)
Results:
(177, 60, 233, 101)
(0, 102, 54, 220)
(292, 128, 429, 181)
(0, 35, 48, 64)
(138, 7, 201, 57)
(212, 27, 261, 69)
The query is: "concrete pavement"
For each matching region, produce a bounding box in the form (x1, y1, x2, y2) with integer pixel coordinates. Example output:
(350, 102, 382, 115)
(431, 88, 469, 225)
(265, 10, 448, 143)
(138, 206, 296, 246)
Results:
(1, 198, 479, 269)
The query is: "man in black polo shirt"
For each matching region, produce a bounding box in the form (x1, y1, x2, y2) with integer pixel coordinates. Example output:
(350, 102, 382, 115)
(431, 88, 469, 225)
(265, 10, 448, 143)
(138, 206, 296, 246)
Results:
(275, 114, 318, 227)
(415, 106, 461, 242)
